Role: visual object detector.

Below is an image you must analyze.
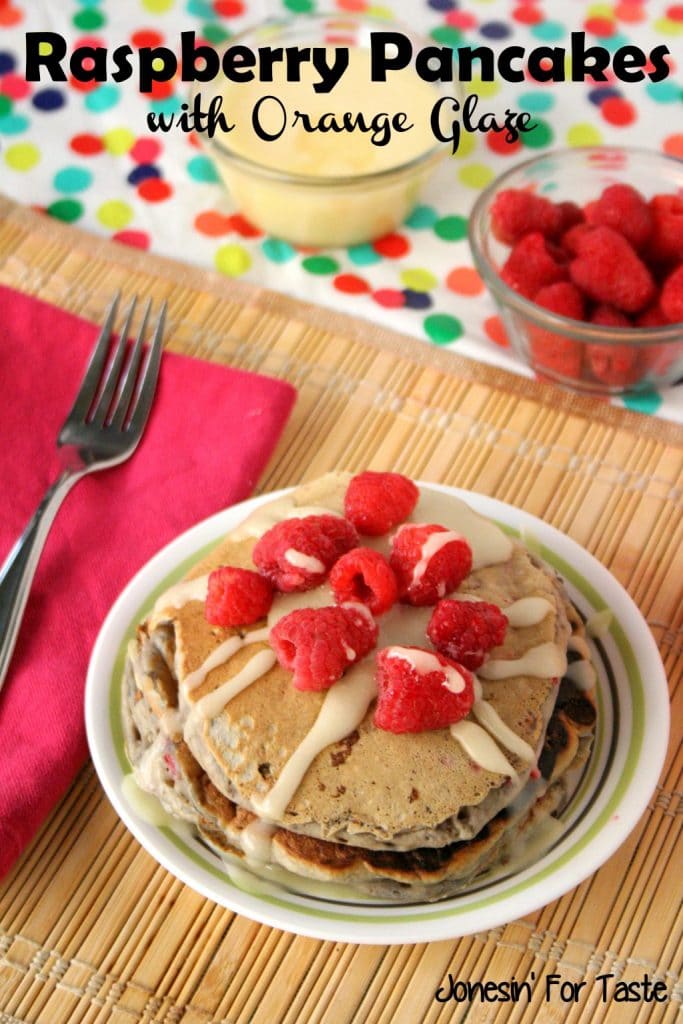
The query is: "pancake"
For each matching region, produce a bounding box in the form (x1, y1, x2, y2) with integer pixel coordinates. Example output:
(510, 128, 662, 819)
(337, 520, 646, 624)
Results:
(121, 473, 597, 900)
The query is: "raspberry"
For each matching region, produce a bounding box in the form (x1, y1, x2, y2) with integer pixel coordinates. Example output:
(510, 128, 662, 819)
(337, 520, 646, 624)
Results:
(205, 567, 273, 627)
(585, 184, 653, 252)
(427, 599, 508, 670)
(330, 547, 398, 615)
(569, 226, 655, 314)
(501, 232, 568, 300)
(648, 194, 683, 266)
(590, 304, 631, 327)
(527, 283, 584, 380)
(586, 343, 641, 388)
(561, 221, 593, 257)
(660, 265, 683, 324)
(490, 188, 562, 245)
(556, 200, 583, 235)
(270, 604, 378, 691)
(373, 646, 475, 733)
(389, 524, 472, 606)
(534, 281, 585, 321)
(636, 303, 668, 328)
(344, 471, 419, 536)
(253, 515, 358, 593)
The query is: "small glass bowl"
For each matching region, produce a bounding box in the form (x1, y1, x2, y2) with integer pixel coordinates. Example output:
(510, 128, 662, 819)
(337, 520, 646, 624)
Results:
(193, 15, 450, 248)
(469, 147, 683, 395)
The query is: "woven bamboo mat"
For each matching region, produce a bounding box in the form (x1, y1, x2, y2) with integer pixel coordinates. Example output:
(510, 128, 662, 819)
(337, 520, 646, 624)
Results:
(0, 195, 681, 1024)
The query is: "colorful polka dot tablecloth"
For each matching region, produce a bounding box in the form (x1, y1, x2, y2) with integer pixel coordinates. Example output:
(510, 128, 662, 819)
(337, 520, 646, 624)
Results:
(1, 0, 683, 421)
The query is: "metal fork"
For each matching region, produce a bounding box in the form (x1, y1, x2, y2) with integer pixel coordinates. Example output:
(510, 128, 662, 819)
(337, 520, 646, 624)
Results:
(0, 293, 166, 692)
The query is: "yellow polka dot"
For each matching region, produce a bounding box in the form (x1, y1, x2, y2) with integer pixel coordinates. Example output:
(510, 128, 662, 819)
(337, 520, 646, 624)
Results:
(141, 0, 174, 10)
(587, 3, 614, 16)
(458, 162, 495, 189)
(450, 128, 479, 160)
(38, 40, 53, 56)
(102, 127, 135, 156)
(567, 123, 603, 147)
(97, 199, 133, 229)
(5, 142, 40, 171)
(366, 5, 394, 18)
(151, 56, 166, 71)
(471, 76, 500, 99)
(215, 244, 252, 277)
(400, 268, 438, 292)
(654, 17, 683, 34)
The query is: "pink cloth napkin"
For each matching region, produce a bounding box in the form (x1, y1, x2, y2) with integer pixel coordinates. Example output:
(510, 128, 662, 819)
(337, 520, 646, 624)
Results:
(0, 284, 296, 878)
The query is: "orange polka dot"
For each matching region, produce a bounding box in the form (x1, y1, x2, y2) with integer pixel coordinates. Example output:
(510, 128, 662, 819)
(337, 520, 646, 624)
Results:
(0, 4, 22, 24)
(663, 133, 683, 159)
(615, 2, 646, 21)
(484, 315, 510, 348)
(194, 210, 232, 236)
(446, 266, 484, 296)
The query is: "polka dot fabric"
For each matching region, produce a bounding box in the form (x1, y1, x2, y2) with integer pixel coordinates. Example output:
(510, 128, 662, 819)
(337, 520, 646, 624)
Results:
(1, 0, 682, 422)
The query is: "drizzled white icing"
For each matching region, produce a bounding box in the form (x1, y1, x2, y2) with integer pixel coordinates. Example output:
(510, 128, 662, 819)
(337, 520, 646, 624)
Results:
(503, 597, 553, 629)
(471, 700, 535, 763)
(183, 627, 270, 694)
(412, 531, 466, 586)
(565, 660, 597, 692)
(242, 819, 277, 863)
(479, 641, 567, 681)
(152, 575, 209, 619)
(410, 490, 513, 569)
(285, 548, 325, 574)
(450, 721, 516, 777)
(385, 646, 466, 694)
(191, 649, 277, 721)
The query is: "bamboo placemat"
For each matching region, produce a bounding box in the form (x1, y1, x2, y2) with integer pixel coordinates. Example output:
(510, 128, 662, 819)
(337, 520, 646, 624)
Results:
(0, 195, 681, 1024)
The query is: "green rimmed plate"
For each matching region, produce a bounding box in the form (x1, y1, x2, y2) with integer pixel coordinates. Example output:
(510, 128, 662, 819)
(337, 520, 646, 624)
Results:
(85, 485, 669, 944)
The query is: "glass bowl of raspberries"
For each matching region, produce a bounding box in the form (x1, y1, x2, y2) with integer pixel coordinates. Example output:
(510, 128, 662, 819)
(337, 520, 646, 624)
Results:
(469, 147, 683, 394)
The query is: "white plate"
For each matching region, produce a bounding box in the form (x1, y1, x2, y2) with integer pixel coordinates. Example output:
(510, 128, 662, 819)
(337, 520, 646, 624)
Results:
(85, 485, 669, 944)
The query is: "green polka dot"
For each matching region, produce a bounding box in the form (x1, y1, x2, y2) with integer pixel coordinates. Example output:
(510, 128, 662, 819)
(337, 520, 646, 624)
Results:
(424, 313, 463, 345)
(53, 166, 93, 193)
(405, 205, 438, 229)
(97, 199, 133, 229)
(73, 7, 105, 29)
(400, 268, 437, 292)
(47, 198, 83, 223)
(262, 238, 295, 263)
(521, 118, 553, 148)
(458, 162, 495, 188)
(142, 0, 174, 10)
(5, 142, 40, 170)
(646, 80, 681, 103)
(430, 25, 463, 46)
(622, 391, 662, 415)
(434, 215, 468, 241)
(85, 84, 120, 112)
(567, 122, 603, 147)
(348, 243, 381, 266)
(283, 0, 315, 12)
(201, 22, 231, 43)
(519, 91, 554, 113)
(0, 95, 12, 117)
(215, 243, 252, 276)
(187, 155, 220, 183)
(0, 114, 29, 136)
(302, 255, 339, 275)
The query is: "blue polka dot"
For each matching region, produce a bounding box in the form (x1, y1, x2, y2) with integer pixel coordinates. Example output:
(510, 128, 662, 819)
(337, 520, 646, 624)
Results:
(0, 114, 30, 135)
(85, 84, 120, 112)
(0, 52, 16, 76)
(127, 164, 161, 185)
(588, 85, 622, 106)
(149, 95, 183, 116)
(530, 21, 565, 42)
(480, 21, 511, 39)
(405, 204, 438, 229)
(403, 290, 433, 310)
(518, 91, 555, 113)
(53, 166, 93, 193)
(428, 0, 457, 9)
(32, 88, 66, 112)
(646, 80, 682, 104)
(187, 154, 220, 182)
(262, 238, 295, 263)
(348, 243, 382, 266)
(622, 391, 662, 415)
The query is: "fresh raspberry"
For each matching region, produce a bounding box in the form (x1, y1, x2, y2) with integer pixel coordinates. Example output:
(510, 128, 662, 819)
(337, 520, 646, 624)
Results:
(528, 327, 582, 380)
(490, 188, 562, 245)
(427, 599, 508, 670)
(253, 515, 358, 593)
(533, 281, 585, 321)
(501, 232, 568, 300)
(389, 524, 472, 606)
(660, 265, 683, 323)
(556, 200, 584, 235)
(373, 646, 475, 733)
(270, 604, 378, 691)
(561, 221, 593, 257)
(648, 194, 683, 266)
(344, 471, 419, 536)
(590, 304, 631, 327)
(205, 566, 273, 627)
(636, 303, 669, 328)
(569, 226, 655, 314)
(330, 547, 398, 616)
(586, 343, 641, 388)
(585, 184, 653, 252)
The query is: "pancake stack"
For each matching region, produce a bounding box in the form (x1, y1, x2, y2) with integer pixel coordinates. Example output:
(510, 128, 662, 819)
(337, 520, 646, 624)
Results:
(122, 473, 596, 902)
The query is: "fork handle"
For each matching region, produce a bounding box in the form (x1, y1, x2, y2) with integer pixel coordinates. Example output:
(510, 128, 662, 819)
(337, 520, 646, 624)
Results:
(0, 469, 82, 693)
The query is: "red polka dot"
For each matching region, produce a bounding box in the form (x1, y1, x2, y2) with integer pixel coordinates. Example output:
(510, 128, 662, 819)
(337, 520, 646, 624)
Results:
(214, 0, 244, 14)
(74, 36, 105, 49)
(663, 133, 683, 158)
(150, 78, 174, 100)
(113, 230, 151, 250)
(336, 0, 368, 10)
(138, 178, 173, 201)
(188, 131, 202, 148)
(373, 233, 410, 259)
(131, 29, 164, 48)
(446, 266, 484, 296)
(614, 2, 646, 22)
(512, 5, 542, 24)
(584, 16, 616, 35)
(334, 273, 370, 294)
(0, 5, 23, 26)
(484, 315, 510, 348)
(486, 132, 522, 156)
(601, 96, 636, 126)
(0, 73, 30, 99)
(446, 10, 478, 28)
(666, 4, 683, 19)
(227, 213, 261, 237)
(68, 75, 98, 93)
(195, 210, 232, 236)
(372, 288, 405, 309)
(131, 137, 162, 163)
(70, 132, 104, 155)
